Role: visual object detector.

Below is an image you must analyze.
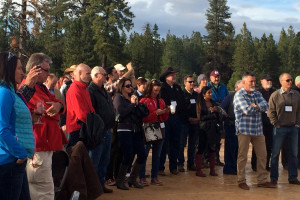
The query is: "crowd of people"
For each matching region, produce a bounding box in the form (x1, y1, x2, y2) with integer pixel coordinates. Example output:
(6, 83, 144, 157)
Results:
(0, 51, 300, 200)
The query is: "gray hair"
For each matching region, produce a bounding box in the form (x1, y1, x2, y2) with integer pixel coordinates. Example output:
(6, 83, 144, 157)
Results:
(234, 80, 242, 89)
(91, 66, 104, 79)
(279, 73, 290, 82)
(242, 72, 255, 80)
(26, 53, 52, 73)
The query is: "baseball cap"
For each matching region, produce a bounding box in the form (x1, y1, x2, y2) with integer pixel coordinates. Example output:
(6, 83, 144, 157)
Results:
(114, 64, 126, 71)
(210, 70, 220, 77)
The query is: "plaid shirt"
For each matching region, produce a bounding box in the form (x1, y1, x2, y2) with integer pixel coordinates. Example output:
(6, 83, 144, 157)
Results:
(233, 88, 268, 136)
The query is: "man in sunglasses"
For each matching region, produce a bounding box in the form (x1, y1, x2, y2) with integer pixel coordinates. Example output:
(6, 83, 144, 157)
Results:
(268, 73, 300, 185)
(178, 75, 198, 172)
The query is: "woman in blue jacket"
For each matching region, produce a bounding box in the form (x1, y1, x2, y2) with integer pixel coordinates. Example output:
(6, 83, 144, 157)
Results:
(0, 52, 37, 200)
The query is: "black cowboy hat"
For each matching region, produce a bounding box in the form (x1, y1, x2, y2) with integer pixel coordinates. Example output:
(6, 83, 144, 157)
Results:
(159, 67, 179, 82)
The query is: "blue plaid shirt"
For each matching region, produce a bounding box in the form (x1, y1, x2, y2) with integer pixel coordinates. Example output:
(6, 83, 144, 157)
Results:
(233, 88, 268, 136)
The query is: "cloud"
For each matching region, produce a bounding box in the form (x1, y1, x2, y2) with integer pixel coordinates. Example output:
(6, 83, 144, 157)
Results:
(164, 2, 177, 16)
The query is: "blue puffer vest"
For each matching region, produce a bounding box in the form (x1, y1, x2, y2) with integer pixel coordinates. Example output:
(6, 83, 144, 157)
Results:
(13, 92, 35, 158)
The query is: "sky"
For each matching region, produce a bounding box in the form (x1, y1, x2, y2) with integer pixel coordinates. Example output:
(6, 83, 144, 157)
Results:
(127, 0, 300, 40)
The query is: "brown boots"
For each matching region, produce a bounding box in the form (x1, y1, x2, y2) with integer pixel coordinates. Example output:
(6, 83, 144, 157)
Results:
(195, 154, 206, 177)
(195, 153, 218, 177)
(209, 152, 218, 176)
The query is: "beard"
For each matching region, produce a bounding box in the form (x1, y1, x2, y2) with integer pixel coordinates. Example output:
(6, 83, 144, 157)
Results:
(250, 87, 256, 92)
(266, 83, 272, 89)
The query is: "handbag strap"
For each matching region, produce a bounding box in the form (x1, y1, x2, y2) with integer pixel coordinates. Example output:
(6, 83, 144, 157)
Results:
(156, 98, 160, 123)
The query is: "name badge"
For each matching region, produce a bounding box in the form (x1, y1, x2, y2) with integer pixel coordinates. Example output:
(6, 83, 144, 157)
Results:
(190, 99, 196, 104)
(285, 106, 293, 112)
(171, 101, 177, 106)
(160, 123, 165, 129)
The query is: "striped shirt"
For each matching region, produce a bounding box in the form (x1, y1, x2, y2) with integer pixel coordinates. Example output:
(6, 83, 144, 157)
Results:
(233, 88, 268, 136)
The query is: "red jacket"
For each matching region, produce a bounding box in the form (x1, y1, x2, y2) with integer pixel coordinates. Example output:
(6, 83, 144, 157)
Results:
(66, 80, 95, 133)
(140, 97, 169, 123)
(19, 80, 66, 152)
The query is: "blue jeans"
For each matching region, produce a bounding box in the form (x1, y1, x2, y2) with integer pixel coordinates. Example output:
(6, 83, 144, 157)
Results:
(89, 130, 112, 187)
(178, 123, 198, 166)
(140, 129, 164, 179)
(270, 126, 298, 181)
(159, 114, 182, 171)
(118, 131, 146, 166)
(223, 124, 238, 173)
(0, 160, 30, 200)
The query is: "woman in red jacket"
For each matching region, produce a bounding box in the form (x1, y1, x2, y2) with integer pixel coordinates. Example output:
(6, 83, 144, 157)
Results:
(139, 79, 169, 185)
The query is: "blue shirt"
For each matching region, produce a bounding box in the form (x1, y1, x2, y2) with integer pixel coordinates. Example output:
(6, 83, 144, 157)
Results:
(0, 85, 28, 165)
(233, 88, 268, 136)
(207, 82, 229, 103)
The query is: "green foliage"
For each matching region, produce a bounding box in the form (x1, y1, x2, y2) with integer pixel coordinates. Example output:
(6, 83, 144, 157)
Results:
(227, 71, 241, 91)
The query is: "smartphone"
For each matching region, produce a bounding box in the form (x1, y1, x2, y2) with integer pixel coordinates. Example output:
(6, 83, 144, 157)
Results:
(36, 65, 41, 69)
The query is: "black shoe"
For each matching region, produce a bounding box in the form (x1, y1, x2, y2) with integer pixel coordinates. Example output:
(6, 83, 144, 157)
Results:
(216, 160, 224, 166)
(270, 180, 277, 185)
(170, 169, 179, 175)
(103, 186, 113, 193)
(289, 180, 300, 185)
(223, 171, 237, 175)
(187, 165, 196, 171)
(178, 165, 185, 172)
(252, 167, 257, 172)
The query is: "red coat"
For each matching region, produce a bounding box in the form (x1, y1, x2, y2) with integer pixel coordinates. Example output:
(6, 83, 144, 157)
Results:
(66, 80, 95, 133)
(140, 97, 169, 123)
(19, 80, 66, 152)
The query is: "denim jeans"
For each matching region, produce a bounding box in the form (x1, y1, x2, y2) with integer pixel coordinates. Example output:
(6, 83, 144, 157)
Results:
(118, 131, 146, 166)
(223, 124, 238, 173)
(0, 160, 30, 200)
(270, 126, 299, 181)
(89, 130, 112, 187)
(140, 129, 164, 179)
(159, 114, 182, 171)
(178, 123, 198, 167)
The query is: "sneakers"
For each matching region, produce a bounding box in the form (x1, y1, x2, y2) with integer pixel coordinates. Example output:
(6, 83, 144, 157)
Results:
(140, 178, 149, 186)
(151, 177, 162, 185)
(106, 179, 116, 186)
(178, 165, 185, 172)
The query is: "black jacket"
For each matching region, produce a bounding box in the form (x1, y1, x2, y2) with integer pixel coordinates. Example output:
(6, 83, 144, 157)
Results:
(160, 82, 186, 120)
(88, 82, 115, 130)
(258, 87, 275, 126)
(183, 88, 198, 122)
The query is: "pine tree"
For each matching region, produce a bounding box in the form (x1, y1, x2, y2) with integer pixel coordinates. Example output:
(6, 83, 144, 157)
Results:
(205, 0, 235, 82)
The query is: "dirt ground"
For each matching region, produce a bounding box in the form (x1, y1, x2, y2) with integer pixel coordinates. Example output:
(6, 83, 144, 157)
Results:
(99, 139, 300, 200)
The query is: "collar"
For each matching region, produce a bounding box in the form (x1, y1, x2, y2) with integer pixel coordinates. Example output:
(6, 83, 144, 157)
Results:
(137, 90, 142, 96)
(74, 80, 88, 89)
(280, 87, 294, 94)
(185, 88, 193, 94)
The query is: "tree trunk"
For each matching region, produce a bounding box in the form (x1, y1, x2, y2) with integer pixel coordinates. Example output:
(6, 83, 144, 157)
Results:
(102, 54, 107, 68)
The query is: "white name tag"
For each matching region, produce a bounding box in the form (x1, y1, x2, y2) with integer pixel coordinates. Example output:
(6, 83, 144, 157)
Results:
(160, 123, 165, 129)
(171, 101, 177, 106)
(190, 99, 196, 104)
(285, 106, 293, 112)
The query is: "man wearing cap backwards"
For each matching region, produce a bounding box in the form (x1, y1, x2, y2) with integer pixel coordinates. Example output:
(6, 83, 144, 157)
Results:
(158, 67, 185, 175)
(207, 70, 229, 166)
(114, 62, 137, 87)
(268, 73, 300, 186)
(251, 74, 276, 172)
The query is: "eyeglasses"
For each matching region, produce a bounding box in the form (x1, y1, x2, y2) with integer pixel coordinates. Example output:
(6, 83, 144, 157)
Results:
(37, 65, 50, 73)
(285, 79, 293, 83)
(186, 81, 195, 83)
(124, 84, 132, 88)
(8, 52, 15, 61)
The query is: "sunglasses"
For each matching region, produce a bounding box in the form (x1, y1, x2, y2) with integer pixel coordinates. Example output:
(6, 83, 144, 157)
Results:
(8, 52, 15, 61)
(285, 79, 293, 83)
(124, 84, 132, 88)
(186, 81, 195, 83)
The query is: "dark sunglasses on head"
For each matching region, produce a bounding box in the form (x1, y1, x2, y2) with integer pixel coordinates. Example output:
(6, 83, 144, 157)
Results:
(285, 79, 293, 83)
(8, 52, 15, 61)
(186, 80, 195, 83)
(124, 84, 132, 88)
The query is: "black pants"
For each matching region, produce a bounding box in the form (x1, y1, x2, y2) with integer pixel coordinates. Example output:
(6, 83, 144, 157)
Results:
(106, 129, 122, 180)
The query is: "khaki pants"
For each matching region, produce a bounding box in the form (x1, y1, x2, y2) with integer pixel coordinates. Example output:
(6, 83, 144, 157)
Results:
(237, 133, 268, 184)
(26, 151, 54, 200)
